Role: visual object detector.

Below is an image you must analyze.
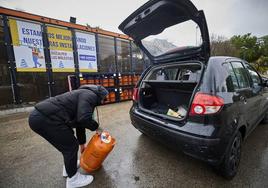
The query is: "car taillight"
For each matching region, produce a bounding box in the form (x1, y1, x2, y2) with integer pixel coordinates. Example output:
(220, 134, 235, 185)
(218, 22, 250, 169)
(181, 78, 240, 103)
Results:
(190, 92, 224, 115)
(132, 88, 139, 101)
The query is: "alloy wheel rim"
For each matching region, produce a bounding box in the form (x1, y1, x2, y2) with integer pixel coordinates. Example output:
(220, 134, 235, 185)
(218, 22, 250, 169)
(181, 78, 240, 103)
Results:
(229, 135, 241, 173)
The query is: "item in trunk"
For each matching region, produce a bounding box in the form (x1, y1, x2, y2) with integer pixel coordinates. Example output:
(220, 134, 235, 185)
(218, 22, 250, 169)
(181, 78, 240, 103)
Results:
(167, 109, 182, 118)
(177, 105, 187, 117)
(166, 105, 188, 119)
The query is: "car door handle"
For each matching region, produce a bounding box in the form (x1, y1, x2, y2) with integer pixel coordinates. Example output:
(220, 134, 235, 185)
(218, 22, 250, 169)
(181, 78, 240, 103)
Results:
(240, 96, 247, 104)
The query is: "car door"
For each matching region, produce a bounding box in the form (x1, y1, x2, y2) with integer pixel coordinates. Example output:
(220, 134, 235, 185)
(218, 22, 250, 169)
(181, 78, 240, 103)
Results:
(244, 63, 265, 127)
(229, 61, 255, 131)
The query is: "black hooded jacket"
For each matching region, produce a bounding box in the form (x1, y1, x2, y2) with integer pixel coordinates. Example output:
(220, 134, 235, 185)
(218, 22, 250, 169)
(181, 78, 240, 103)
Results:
(34, 85, 109, 144)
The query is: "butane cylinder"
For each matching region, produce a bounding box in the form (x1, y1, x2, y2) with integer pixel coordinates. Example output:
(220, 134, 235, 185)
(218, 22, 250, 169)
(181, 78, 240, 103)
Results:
(80, 132, 116, 173)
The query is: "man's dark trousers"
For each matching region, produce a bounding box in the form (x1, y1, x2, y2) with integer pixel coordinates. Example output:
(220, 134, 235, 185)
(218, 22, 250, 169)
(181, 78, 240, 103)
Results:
(28, 109, 78, 177)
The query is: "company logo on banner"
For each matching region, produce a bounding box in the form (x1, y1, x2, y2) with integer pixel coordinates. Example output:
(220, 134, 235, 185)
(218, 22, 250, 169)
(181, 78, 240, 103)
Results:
(47, 26, 74, 72)
(76, 32, 97, 72)
(9, 19, 46, 72)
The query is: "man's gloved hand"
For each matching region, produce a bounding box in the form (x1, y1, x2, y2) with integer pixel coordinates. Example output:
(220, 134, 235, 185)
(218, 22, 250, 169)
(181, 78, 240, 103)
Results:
(79, 144, 86, 153)
(96, 127, 104, 135)
(82, 120, 99, 131)
(88, 120, 99, 131)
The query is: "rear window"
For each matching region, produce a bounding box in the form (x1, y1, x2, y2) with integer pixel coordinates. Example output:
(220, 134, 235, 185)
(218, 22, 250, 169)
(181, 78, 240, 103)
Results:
(230, 62, 250, 89)
(223, 63, 239, 92)
(145, 64, 201, 82)
(141, 20, 202, 57)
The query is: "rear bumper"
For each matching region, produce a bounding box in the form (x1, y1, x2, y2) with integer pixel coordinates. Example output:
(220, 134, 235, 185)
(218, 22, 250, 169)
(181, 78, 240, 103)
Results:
(130, 107, 227, 165)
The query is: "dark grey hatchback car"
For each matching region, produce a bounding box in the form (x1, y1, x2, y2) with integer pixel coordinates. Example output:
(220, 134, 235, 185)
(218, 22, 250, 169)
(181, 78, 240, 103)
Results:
(119, 0, 268, 179)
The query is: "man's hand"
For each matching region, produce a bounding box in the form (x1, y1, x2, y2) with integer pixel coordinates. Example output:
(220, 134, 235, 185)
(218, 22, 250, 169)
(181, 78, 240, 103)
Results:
(79, 144, 86, 154)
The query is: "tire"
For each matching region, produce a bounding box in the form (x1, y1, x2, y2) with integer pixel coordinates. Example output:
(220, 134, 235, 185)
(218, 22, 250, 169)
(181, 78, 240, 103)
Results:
(261, 112, 268, 124)
(218, 132, 242, 180)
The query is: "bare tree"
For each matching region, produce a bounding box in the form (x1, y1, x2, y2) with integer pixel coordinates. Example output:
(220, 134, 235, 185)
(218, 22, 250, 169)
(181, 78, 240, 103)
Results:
(210, 33, 238, 57)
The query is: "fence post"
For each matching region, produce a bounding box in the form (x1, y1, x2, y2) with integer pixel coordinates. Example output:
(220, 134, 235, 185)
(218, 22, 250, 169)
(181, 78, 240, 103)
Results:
(114, 37, 119, 74)
(70, 29, 80, 89)
(95, 33, 100, 72)
(42, 24, 54, 97)
(129, 40, 133, 73)
(2, 15, 20, 104)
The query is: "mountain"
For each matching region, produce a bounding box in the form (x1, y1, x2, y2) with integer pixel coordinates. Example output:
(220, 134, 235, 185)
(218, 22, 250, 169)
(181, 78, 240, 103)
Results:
(142, 38, 177, 56)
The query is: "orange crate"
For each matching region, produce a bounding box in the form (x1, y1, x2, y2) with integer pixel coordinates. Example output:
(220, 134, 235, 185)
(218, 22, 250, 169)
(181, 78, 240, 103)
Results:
(124, 90, 129, 100)
(80, 80, 87, 85)
(104, 96, 110, 103)
(109, 92, 116, 102)
(119, 77, 123, 86)
(133, 75, 140, 85)
(108, 78, 114, 87)
(121, 89, 132, 100)
(123, 76, 128, 85)
(95, 78, 100, 85)
(87, 79, 94, 84)
(102, 77, 109, 87)
(119, 91, 124, 99)
(128, 75, 132, 85)
(103, 92, 116, 104)
(128, 89, 133, 99)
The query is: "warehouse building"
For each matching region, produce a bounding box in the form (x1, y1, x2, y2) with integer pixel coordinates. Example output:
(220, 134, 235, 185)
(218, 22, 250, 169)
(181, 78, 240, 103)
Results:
(0, 7, 148, 109)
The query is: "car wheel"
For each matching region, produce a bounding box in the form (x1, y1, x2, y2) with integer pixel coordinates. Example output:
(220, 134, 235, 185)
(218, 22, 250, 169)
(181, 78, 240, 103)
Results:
(262, 112, 268, 124)
(218, 132, 242, 179)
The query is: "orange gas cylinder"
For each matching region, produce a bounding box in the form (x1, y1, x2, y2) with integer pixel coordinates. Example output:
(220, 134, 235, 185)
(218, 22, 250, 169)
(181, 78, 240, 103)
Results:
(80, 131, 116, 173)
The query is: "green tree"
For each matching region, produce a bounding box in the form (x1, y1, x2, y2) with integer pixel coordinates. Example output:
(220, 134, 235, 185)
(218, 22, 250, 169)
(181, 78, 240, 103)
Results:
(253, 56, 268, 73)
(230, 33, 261, 62)
(230, 33, 268, 74)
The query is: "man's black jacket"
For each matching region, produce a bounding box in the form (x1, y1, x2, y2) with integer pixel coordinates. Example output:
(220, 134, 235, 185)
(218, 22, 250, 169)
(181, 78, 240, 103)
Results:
(34, 85, 109, 144)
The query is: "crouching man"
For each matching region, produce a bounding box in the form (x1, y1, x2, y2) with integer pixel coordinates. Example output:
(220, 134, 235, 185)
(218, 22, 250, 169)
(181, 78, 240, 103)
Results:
(28, 85, 108, 188)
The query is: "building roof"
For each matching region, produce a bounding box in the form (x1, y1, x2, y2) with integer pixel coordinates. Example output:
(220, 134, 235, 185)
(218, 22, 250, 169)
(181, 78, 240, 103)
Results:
(0, 6, 132, 40)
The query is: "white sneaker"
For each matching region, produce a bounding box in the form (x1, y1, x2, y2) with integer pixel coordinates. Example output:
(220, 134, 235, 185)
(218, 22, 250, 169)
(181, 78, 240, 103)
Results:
(66, 172, 93, 188)
(63, 160, 80, 178)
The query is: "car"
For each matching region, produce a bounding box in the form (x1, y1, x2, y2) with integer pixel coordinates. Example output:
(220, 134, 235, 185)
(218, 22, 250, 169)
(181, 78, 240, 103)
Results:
(262, 75, 268, 83)
(119, 0, 268, 179)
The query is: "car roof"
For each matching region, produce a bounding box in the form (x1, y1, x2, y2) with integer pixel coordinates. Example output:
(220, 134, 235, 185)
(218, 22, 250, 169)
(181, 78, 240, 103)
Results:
(208, 56, 243, 65)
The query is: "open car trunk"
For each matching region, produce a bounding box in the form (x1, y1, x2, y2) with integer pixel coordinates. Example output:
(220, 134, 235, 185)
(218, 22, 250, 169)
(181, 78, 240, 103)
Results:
(138, 62, 202, 120)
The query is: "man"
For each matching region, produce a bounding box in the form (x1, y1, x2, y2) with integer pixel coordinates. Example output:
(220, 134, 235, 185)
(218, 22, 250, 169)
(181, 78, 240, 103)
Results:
(28, 85, 109, 188)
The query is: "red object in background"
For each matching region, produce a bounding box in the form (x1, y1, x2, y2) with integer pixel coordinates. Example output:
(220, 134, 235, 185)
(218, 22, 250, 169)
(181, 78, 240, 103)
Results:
(132, 88, 139, 101)
(76, 74, 141, 104)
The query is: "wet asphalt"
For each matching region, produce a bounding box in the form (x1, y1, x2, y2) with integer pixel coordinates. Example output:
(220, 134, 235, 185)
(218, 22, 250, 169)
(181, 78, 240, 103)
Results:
(0, 101, 267, 188)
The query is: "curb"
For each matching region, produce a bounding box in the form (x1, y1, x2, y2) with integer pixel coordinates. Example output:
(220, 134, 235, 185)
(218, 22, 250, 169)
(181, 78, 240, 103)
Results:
(0, 106, 34, 116)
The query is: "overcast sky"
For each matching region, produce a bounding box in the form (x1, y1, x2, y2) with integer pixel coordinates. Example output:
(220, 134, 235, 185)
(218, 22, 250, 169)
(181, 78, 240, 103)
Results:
(1, 0, 267, 41)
